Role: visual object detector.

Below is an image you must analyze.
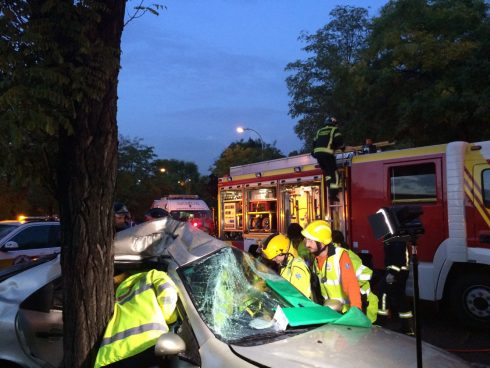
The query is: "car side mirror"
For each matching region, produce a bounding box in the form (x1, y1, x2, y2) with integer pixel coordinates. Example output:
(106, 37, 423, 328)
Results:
(4, 241, 19, 249)
(154, 332, 186, 357)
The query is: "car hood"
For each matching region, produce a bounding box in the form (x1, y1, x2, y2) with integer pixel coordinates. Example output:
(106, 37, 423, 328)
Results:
(231, 324, 469, 368)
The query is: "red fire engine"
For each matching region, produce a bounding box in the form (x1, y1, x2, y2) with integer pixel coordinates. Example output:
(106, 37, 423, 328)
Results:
(218, 140, 490, 328)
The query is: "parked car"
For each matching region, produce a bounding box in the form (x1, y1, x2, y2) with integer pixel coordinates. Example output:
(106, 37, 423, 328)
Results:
(0, 219, 470, 368)
(0, 220, 60, 269)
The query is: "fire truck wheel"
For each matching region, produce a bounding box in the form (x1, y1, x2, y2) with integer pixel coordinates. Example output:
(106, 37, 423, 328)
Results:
(449, 272, 490, 329)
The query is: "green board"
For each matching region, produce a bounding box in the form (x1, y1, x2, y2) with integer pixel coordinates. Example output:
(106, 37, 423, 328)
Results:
(282, 305, 341, 326)
(266, 279, 317, 307)
(331, 306, 372, 328)
(266, 279, 372, 328)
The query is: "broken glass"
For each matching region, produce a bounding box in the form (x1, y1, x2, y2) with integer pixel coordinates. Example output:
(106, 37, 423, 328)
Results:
(180, 247, 293, 343)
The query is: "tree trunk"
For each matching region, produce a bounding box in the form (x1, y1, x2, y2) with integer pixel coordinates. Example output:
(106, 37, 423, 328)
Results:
(57, 1, 126, 367)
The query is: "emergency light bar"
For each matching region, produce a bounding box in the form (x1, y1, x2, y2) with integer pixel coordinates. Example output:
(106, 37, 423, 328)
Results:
(368, 205, 425, 241)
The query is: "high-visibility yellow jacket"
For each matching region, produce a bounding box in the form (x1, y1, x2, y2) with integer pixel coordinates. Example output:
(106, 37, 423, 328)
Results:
(95, 270, 178, 368)
(343, 248, 379, 322)
(313, 246, 353, 313)
(280, 255, 311, 299)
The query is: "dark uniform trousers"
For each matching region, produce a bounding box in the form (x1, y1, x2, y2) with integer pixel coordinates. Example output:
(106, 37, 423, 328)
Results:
(315, 152, 338, 186)
(377, 240, 414, 334)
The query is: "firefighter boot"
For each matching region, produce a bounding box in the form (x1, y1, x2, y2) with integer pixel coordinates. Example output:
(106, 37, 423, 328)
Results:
(400, 317, 415, 336)
(329, 188, 340, 202)
(329, 172, 340, 202)
(374, 312, 390, 328)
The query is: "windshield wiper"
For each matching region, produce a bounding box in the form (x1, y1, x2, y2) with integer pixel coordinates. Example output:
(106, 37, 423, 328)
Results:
(228, 328, 310, 345)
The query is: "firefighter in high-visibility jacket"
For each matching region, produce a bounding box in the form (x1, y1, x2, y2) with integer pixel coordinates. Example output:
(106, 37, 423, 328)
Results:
(331, 230, 378, 322)
(302, 220, 362, 313)
(95, 269, 178, 368)
(377, 238, 414, 335)
(262, 233, 312, 299)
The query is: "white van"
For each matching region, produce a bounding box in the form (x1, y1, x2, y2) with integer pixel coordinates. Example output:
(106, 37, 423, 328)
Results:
(151, 195, 215, 235)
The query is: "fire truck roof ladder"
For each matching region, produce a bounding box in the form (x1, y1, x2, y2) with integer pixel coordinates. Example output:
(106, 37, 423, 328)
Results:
(323, 170, 347, 237)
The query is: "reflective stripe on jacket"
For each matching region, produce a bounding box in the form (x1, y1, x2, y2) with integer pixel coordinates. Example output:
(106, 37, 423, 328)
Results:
(95, 270, 178, 368)
(345, 249, 372, 288)
(344, 249, 378, 322)
(280, 256, 311, 299)
(313, 126, 341, 155)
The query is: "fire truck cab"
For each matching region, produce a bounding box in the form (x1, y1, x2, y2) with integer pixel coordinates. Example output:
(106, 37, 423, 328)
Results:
(218, 141, 490, 328)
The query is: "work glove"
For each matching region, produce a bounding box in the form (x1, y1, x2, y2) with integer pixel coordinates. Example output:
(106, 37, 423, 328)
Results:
(386, 273, 395, 284)
(323, 299, 343, 312)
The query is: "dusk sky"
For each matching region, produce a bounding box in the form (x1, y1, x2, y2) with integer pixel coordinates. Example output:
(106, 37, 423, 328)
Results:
(117, 0, 387, 174)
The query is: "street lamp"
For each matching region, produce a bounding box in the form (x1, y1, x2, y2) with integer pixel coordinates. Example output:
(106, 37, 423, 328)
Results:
(236, 126, 265, 160)
(159, 167, 166, 173)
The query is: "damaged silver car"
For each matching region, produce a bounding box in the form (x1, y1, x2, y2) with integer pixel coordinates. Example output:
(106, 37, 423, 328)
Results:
(0, 218, 470, 367)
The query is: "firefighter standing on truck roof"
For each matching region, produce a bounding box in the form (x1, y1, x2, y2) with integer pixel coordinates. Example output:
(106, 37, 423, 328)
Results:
(377, 237, 415, 335)
(311, 117, 345, 202)
(331, 230, 378, 322)
(261, 233, 312, 299)
(302, 220, 362, 313)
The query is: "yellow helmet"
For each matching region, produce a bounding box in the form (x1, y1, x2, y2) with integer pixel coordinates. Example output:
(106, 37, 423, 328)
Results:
(301, 220, 332, 244)
(262, 234, 292, 260)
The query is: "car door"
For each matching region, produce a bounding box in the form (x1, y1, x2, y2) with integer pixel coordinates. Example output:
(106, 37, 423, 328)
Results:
(17, 277, 64, 367)
(1, 224, 60, 265)
(172, 299, 201, 367)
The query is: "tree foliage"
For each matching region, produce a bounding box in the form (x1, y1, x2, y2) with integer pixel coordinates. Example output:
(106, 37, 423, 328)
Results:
(0, 2, 71, 195)
(210, 138, 284, 177)
(152, 158, 200, 193)
(358, 0, 490, 145)
(0, 131, 215, 223)
(1, 2, 126, 367)
(115, 140, 212, 221)
(287, 1, 490, 149)
(0, 178, 57, 219)
(115, 136, 157, 220)
(285, 6, 370, 151)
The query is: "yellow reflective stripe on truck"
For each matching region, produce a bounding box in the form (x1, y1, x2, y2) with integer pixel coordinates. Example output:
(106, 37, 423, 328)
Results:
(463, 147, 490, 228)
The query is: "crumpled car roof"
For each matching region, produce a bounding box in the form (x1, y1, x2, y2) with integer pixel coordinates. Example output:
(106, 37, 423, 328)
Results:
(114, 217, 226, 266)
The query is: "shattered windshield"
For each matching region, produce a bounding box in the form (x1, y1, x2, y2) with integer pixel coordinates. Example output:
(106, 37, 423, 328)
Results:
(180, 247, 292, 343)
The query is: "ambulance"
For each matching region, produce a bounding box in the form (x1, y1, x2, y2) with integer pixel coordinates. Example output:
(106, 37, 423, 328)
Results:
(217, 141, 490, 328)
(151, 195, 215, 235)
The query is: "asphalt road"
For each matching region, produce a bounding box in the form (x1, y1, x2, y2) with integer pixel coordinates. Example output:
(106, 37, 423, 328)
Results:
(380, 300, 490, 367)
